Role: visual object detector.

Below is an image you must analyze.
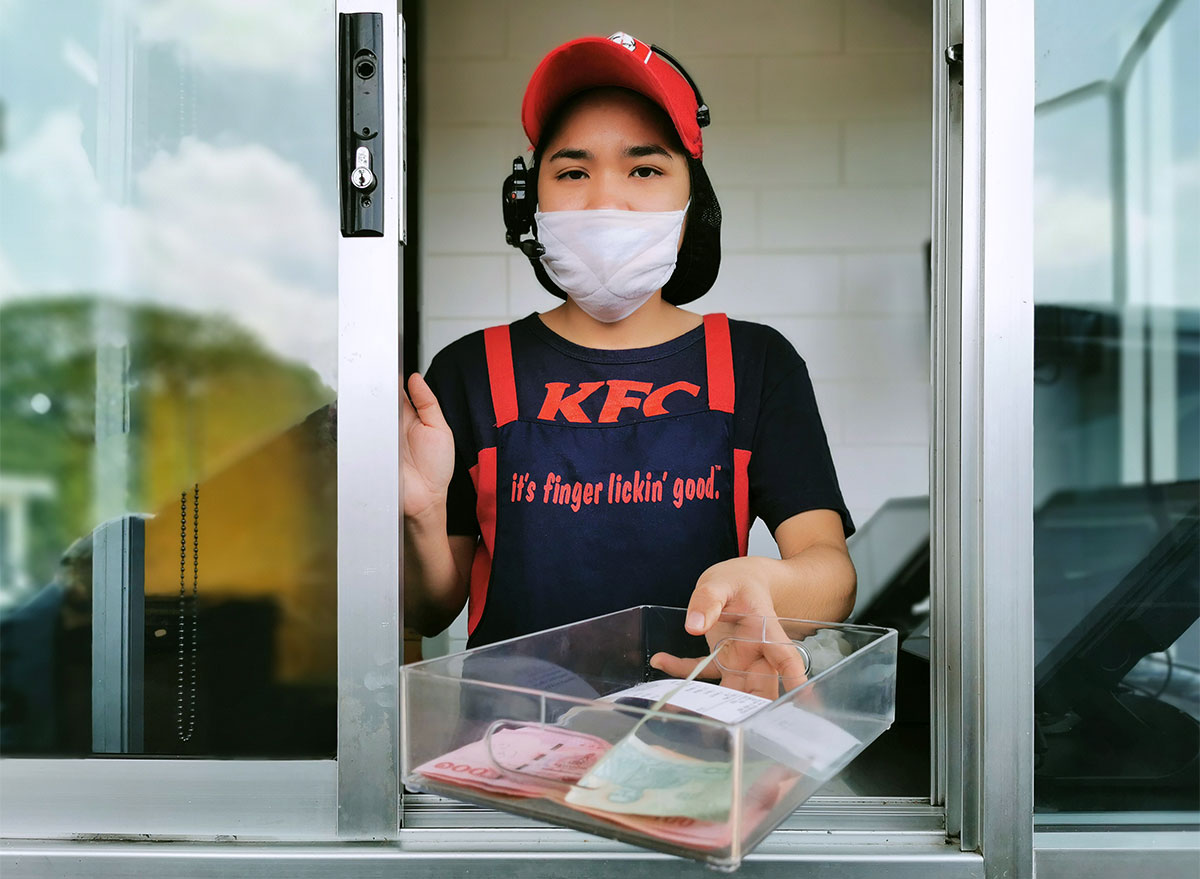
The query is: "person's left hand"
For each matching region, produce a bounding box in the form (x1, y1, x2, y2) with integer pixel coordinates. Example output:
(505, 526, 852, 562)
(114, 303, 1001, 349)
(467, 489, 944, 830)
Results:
(648, 557, 808, 699)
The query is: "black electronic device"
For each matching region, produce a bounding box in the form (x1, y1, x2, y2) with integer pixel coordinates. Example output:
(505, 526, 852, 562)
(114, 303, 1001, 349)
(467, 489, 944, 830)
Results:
(846, 482, 1200, 807)
(1035, 491, 1198, 703)
(1033, 488, 1199, 808)
(502, 157, 543, 259)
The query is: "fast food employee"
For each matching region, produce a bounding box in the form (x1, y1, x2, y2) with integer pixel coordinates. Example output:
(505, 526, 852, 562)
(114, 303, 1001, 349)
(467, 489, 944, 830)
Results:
(402, 32, 856, 657)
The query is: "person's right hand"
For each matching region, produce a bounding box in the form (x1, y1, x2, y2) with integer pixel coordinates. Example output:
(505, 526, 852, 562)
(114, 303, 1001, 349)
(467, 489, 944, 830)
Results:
(401, 373, 455, 520)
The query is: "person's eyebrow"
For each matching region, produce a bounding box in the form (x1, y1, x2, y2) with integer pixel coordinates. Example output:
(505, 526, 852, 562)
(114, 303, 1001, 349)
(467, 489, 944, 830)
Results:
(548, 147, 593, 161)
(546, 144, 675, 161)
(623, 143, 673, 159)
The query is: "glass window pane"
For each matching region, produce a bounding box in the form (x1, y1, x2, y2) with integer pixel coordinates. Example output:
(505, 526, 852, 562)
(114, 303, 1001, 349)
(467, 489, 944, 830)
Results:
(0, 0, 339, 757)
(1034, 0, 1199, 818)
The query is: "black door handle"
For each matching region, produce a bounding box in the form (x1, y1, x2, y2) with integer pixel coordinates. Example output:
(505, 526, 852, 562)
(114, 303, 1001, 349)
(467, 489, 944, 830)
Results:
(340, 13, 384, 237)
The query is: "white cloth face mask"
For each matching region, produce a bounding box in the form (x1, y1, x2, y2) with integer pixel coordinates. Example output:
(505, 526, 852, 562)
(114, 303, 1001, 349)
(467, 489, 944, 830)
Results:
(534, 203, 689, 323)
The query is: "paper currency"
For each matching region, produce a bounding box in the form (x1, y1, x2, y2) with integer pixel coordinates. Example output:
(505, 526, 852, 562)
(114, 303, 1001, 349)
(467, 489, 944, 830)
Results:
(412, 675, 838, 852)
(415, 737, 544, 797)
(566, 734, 740, 821)
(414, 717, 805, 852)
(415, 725, 609, 796)
(555, 763, 796, 850)
(488, 725, 610, 783)
(554, 789, 736, 850)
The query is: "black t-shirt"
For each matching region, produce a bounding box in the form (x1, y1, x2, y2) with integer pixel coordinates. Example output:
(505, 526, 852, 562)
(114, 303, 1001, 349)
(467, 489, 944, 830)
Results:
(424, 314, 854, 543)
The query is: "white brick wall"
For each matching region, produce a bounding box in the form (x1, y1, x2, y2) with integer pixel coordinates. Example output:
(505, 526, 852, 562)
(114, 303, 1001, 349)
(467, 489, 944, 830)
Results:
(417, 0, 933, 651)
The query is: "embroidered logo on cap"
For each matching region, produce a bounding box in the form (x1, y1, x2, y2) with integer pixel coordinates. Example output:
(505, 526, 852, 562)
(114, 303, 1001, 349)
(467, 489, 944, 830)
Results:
(607, 31, 637, 52)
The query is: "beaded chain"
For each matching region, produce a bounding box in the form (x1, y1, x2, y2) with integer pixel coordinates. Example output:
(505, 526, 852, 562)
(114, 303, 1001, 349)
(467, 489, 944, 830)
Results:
(176, 484, 199, 743)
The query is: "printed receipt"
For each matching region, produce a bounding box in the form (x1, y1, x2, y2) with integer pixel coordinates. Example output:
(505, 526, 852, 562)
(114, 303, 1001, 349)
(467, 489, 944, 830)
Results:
(602, 679, 771, 722)
(602, 679, 861, 776)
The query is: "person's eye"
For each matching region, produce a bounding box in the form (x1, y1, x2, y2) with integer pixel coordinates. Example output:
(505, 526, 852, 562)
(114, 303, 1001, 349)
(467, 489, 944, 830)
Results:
(556, 169, 588, 181)
(630, 166, 663, 179)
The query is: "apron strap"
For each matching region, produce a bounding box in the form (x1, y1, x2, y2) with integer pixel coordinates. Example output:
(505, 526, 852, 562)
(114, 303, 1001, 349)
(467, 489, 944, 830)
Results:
(472, 323, 513, 635)
(483, 324, 519, 426)
(734, 449, 752, 557)
(703, 313, 735, 413)
(704, 313, 750, 555)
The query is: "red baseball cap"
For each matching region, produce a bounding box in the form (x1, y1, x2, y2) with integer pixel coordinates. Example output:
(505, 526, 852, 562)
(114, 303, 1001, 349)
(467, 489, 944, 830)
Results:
(521, 32, 706, 159)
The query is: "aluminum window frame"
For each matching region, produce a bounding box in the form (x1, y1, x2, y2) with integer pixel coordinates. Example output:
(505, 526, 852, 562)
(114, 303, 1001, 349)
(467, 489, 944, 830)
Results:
(1026, 0, 1200, 873)
(0, 0, 404, 845)
(949, 0, 1036, 872)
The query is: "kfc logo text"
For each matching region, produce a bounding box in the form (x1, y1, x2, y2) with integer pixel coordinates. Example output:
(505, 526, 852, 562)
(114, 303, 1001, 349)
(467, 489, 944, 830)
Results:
(537, 380, 701, 423)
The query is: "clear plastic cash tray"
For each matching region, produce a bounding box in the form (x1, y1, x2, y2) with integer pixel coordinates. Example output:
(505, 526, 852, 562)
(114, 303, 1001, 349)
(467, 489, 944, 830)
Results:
(401, 606, 897, 871)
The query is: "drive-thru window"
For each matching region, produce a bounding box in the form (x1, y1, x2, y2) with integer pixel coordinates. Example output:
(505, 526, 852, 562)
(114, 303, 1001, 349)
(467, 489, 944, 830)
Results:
(1, 1, 1195, 876)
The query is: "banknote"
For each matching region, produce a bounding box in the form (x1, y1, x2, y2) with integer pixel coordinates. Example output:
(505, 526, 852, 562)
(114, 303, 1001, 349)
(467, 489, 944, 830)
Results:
(554, 763, 797, 850)
(415, 726, 610, 797)
(566, 734, 743, 821)
(558, 791, 736, 849)
(488, 725, 610, 783)
(415, 736, 544, 797)
(417, 724, 805, 852)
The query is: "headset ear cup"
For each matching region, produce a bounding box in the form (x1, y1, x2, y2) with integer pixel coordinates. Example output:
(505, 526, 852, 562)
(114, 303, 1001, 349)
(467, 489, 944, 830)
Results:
(501, 171, 517, 243)
(502, 156, 540, 246)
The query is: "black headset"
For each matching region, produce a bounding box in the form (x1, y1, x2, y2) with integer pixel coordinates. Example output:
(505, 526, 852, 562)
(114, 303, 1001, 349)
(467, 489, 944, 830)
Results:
(501, 43, 710, 260)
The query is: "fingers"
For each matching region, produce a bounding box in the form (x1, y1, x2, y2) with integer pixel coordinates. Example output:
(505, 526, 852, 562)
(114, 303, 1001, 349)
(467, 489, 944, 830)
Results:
(685, 578, 732, 635)
(406, 373, 449, 430)
(742, 675, 783, 701)
(755, 616, 807, 691)
(400, 376, 416, 414)
(649, 652, 721, 680)
(764, 642, 809, 692)
(655, 651, 780, 699)
(400, 377, 421, 436)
